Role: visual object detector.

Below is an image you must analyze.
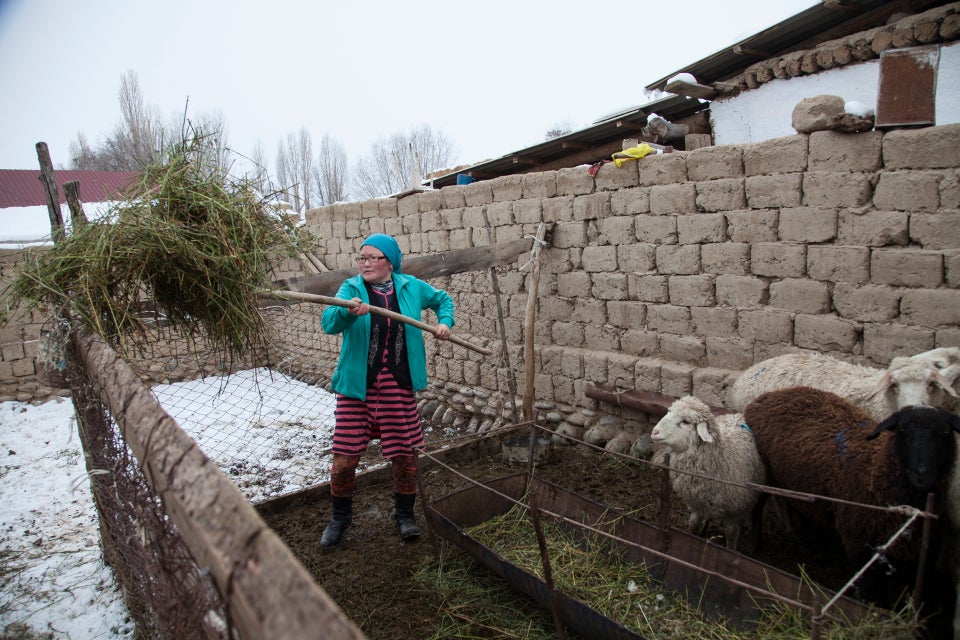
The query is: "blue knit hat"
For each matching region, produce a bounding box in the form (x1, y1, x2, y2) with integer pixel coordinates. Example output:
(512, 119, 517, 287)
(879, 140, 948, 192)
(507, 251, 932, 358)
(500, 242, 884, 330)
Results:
(361, 233, 402, 273)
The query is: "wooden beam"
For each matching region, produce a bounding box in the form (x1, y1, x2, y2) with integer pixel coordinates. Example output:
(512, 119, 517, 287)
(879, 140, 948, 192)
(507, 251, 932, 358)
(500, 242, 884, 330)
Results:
(732, 44, 770, 58)
(35, 142, 64, 244)
(276, 237, 537, 296)
(615, 120, 646, 131)
(664, 78, 717, 100)
(511, 156, 537, 166)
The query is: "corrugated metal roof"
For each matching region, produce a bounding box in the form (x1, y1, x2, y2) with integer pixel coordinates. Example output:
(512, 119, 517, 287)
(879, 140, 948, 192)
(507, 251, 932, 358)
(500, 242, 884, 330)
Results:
(431, 94, 705, 188)
(0, 170, 139, 209)
(644, 0, 949, 92)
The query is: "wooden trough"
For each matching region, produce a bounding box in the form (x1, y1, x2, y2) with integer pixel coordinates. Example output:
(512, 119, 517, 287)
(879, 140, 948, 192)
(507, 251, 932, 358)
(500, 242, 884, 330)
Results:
(425, 473, 877, 639)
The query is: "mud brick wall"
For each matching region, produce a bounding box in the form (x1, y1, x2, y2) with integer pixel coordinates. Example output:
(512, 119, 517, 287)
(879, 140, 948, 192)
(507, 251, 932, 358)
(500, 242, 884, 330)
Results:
(305, 123, 960, 416)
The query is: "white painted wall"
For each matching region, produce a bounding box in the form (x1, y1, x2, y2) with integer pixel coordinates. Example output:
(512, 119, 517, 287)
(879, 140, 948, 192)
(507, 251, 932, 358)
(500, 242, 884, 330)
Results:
(710, 42, 960, 145)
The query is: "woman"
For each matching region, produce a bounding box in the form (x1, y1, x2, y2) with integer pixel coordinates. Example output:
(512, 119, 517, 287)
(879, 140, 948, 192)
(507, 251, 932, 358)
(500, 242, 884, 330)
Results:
(319, 233, 454, 550)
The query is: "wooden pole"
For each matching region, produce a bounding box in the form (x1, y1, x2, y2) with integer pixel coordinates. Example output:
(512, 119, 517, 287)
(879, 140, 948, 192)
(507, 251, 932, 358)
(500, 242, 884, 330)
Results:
(483, 208, 519, 426)
(522, 223, 547, 422)
(265, 289, 492, 356)
(36, 142, 64, 244)
(63, 180, 89, 228)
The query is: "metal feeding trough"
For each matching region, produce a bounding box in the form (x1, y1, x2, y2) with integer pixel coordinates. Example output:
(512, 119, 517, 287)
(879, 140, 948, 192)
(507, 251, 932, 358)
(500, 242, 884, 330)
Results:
(500, 433, 556, 465)
(425, 474, 877, 640)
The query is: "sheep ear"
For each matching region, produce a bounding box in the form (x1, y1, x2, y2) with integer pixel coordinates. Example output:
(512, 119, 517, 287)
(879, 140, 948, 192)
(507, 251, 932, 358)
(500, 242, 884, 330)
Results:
(935, 370, 959, 397)
(867, 414, 898, 440)
(696, 421, 714, 443)
(940, 363, 960, 386)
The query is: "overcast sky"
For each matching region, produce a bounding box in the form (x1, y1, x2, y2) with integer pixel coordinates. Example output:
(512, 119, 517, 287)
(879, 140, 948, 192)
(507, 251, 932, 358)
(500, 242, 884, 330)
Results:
(0, 0, 817, 174)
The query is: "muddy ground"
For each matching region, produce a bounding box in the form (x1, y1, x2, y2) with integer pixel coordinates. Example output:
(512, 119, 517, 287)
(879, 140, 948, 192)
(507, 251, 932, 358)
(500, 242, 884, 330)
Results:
(259, 424, 950, 639)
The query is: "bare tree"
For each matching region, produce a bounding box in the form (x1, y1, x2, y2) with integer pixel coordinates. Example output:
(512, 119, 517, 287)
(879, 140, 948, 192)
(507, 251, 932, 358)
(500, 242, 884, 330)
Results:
(275, 127, 314, 211)
(312, 134, 348, 205)
(352, 125, 456, 199)
(247, 139, 271, 195)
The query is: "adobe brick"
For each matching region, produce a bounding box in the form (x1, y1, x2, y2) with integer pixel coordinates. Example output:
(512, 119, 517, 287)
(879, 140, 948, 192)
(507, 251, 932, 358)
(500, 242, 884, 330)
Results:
(691, 306, 738, 337)
(947, 250, 960, 287)
(726, 209, 778, 243)
(778, 207, 837, 243)
(738, 308, 794, 344)
(617, 244, 656, 272)
(874, 171, 941, 212)
(440, 184, 468, 209)
(622, 330, 661, 357)
(901, 289, 960, 327)
(743, 135, 808, 176)
(629, 275, 669, 302)
(702, 243, 750, 275)
(420, 209, 442, 232)
(397, 195, 419, 217)
(650, 183, 697, 214)
(464, 180, 496, 207)
(611, 187, 651, 215)
(607, 301, 647, 329)
(656, 244, 701, 274)
(863, 324, 936, 364)
(592, 273, 629, 300)
(837, 210, 909, 246)
(678, 213, 726, 244)
(647, 304, 692, 334)
(638, 152, 688, 186)
(668, 275, 716, 307)
(490, 175, 524, 202)
(543, 196, 574, 223)
(660, 334, 707, 366)
(598, 216, 634, 245)
(794, 314, 860, 352)
(705, 337, 755, 371)
(808, 130, 883, 172)
(770, 278, 830, 313)
(557, 271, 591, 297)
(803, 172, 873, 207)
(941, 170, 960, 208)
(833, 283, 900, 322)
(910, 212, 960, 250)
(584, 325, 621, 352)
(539, 297, 575, 322)
(661, 362, 694, 397)
(607, 353, 639, 387)
(692, 367, 737, 408)
(574, 192, 610, 221)
(870, 249, 943, 287)
(522, 171, 558, 199)
(552, 221, 588, 248)
(716, 275, 768, 307)
(418, 189, 443, 212)
(745, 174, 803, 209)
(583, 350, 608, 381)
(882, 123, 960, 170)
(807, 245, 869, 284)
(513, 199, 543, 224)
(595, 159, 640, 190)
(696, 178, 746, 212)
(552, 321, 584, 347)
(934, 327, 960, 349)
(636, 216, 677, 244)
(686, 145, 744, 181)
(751, 243, 807, 278)
(557, 166, 595, 196)
(581, 246, 617, 272)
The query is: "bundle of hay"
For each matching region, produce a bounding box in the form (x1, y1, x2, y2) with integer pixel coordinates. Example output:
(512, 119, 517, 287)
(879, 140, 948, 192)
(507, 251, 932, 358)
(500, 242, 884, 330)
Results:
(3, 136, 315, 366)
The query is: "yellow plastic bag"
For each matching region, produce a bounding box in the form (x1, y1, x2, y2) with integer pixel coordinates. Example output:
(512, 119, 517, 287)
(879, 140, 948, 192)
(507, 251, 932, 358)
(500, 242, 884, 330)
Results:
(611, 143, 656, 167)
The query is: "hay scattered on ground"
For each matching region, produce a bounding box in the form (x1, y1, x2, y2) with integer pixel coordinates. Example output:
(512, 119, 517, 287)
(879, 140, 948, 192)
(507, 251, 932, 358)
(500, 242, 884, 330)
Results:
(414, 504, 920, 639)
(2, 136, 315, 366)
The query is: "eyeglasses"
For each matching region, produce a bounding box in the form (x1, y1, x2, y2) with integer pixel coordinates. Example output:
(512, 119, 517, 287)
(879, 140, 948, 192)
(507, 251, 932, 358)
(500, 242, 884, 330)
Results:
(355, 255, 387, 265)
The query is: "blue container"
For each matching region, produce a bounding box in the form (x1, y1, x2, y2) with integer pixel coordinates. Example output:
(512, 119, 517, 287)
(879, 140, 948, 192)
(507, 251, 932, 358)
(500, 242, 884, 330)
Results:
(456, 174, 475, 185)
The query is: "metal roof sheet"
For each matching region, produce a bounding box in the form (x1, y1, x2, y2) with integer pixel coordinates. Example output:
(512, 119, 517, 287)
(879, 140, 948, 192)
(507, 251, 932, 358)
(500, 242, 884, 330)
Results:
(0, 170, 139, 209)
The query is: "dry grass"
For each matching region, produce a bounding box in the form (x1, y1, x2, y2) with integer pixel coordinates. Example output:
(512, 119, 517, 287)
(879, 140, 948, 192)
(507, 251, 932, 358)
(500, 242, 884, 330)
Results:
(2, 135, 315, 368)
(413, 504, 921, 639)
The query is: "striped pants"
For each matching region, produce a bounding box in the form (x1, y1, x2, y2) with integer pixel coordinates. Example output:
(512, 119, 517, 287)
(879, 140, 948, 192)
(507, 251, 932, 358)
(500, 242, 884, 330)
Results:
(330, 369, 423, 497)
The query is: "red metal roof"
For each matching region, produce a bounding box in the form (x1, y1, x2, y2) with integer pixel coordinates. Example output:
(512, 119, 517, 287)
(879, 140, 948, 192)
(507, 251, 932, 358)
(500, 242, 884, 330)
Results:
(0, 170, 139, 209)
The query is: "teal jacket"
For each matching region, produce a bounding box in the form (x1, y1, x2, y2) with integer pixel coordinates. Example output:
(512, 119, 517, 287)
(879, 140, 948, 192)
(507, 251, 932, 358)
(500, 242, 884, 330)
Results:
(321, 272, 455, 400)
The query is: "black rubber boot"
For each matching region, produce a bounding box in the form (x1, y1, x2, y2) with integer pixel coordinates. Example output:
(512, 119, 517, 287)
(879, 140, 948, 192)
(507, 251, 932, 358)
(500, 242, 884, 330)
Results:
(394, 492, 420, 540)
(320, 496, 353, 551)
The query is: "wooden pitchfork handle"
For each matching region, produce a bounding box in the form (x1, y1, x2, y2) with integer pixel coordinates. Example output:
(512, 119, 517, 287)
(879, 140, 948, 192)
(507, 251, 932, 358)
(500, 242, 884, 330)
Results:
(266, 290, 492, 356)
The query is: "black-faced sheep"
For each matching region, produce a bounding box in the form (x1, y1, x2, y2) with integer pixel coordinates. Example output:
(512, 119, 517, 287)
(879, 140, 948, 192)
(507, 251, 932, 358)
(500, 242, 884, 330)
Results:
(728, 352, 957, 422)
(742, 386, 960, 630)
(650, 396, 766, 550)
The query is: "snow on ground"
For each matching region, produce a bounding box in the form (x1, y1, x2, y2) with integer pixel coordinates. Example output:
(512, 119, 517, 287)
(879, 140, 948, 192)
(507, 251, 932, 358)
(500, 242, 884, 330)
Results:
(1, 369, 338, 638)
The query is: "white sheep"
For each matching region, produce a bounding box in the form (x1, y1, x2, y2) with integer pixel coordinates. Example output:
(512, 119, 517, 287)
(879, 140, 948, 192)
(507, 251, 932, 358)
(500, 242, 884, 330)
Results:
(727, 352, 957, 422)
(650, 396, 766, 550)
